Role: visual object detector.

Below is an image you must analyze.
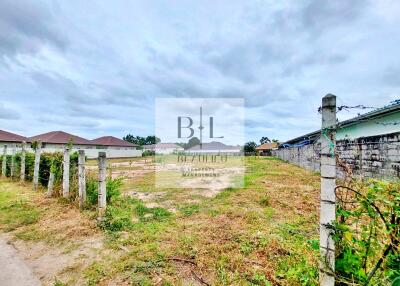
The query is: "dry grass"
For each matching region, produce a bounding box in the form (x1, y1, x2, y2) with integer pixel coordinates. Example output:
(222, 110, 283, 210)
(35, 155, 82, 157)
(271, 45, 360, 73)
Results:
(0, 156, 321, 285)
(0, 180, 104, 285)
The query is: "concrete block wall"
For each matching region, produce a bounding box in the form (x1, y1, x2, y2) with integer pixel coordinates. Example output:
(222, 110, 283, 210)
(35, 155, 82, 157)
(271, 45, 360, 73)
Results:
(0, 142, 142, 159)
(273, 132, 400, 180)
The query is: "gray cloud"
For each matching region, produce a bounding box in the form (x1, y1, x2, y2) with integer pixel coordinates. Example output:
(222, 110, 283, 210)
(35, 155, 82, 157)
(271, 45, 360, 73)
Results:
(301, 0, 368, 33)
(0, 0, 398, 142)
(0, 103, 20, 120)
(382, 67, 400, 87)
(0, 0, 67, 58)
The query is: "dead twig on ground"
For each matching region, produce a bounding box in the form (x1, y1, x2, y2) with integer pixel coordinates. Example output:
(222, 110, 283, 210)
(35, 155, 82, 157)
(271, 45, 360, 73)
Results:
(164, 257, 210, 286)
(165, 257, 197, 266)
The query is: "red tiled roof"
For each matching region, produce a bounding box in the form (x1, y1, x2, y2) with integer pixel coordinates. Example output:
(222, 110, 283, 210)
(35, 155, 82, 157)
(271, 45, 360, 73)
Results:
(91, 136, 138, 147)
(255, 142, 279, 150)
(29, 131, 94, 145)
(0, 129, 28, 142)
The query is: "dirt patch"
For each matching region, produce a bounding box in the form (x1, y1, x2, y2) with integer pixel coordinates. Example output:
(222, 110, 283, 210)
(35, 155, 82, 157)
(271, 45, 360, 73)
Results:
(4, 233, 104, 285)
(124, 190, 166, 202)
(0, 235, 41, 286)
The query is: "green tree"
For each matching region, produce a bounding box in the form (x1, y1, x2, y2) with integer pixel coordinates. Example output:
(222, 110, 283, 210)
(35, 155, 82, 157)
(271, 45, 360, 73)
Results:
(144, 136, 161, 145)
(123, 134, 136, 144)
(244, 141, 257, 153)
(123, 134, 146, 146)
(186, 137, 200, 149)
(176, 137, 201, 149)
(260, 137, 271, 144)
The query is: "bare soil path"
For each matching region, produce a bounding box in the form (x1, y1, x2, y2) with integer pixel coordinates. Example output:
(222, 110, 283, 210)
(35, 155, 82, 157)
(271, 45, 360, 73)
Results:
(0, 236, 41, 286)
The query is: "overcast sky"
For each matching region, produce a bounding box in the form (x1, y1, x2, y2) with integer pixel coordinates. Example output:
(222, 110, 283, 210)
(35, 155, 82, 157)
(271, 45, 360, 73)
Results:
(0, 0, 399, 143)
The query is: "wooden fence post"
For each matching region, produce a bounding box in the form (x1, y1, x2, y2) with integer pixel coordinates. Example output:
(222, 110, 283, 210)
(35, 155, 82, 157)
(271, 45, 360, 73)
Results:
(97, 152, 107, 221)
(20, 141, 26, 181)
(62, 146, 70, 198)
(320, 94, 336, 285)
(33, 141, 41, 191)
(1, 145, 7, 177)
(10, 147, 16, 178)
(47, 172, 55, 197)
(78, 150, 86, 208)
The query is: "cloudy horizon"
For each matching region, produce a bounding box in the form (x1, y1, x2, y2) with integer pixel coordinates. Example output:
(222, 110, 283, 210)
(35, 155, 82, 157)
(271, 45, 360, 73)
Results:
(1, 0, 399, 143)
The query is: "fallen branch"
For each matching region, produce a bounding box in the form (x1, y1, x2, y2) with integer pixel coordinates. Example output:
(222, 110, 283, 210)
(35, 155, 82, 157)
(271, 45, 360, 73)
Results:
(165, 257, 210, 286)
(165, 257, 197, 266)
(191, 269, 210, 286)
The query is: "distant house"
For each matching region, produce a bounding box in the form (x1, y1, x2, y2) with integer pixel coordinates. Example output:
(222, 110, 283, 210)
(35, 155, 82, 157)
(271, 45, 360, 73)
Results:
(256, 142, 279, 156)
(28, 131, 141, 159)
(0, 129, 29, 155)
(30, 131, 92, 146)
(0, 129, 142, 158)
(29, 130, 96, 154)
(186, 141, 242, 154)
(91, 136, 141, 158)
(143, 143, 184, 155)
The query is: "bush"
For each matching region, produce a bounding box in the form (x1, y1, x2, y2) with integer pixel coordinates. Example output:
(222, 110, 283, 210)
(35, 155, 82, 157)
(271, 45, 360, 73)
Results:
(101, 197, 137, 231)
(1, 151, 79, 195)
(334, 180, 400, 285)
(100, 197, 172, 232)
(86, 176, 123, 207)
(142, 150, 155, 157)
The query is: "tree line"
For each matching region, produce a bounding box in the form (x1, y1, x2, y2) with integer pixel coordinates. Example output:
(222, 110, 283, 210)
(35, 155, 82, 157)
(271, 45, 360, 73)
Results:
(122, 134, 161, 146)
(123, 133, 279, 153)
(123, 134, 202, 150)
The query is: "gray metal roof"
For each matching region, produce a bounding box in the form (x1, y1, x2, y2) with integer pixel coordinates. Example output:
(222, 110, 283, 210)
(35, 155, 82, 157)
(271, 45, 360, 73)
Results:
(282, 100, 400, 145)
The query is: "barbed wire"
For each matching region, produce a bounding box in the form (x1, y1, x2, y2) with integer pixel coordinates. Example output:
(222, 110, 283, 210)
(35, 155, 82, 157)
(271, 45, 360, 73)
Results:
(318, 104, 377, 114)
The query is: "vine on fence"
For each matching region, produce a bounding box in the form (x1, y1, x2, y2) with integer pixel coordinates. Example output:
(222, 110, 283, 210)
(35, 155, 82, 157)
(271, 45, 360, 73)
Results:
(334, 181, 400, 285)
(0, 151, 78, 193)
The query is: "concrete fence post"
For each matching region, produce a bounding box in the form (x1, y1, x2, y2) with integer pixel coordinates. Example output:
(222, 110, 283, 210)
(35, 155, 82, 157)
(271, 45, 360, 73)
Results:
(10, 147, 16, 178)
(2, 145, 7, 177)
(62, 146, 70, 198)
(320, 94, 336, 285)
(20, 141, 26, 181)
(33, 141, 41, 191)
(97, 152, 107, 221)
(47, 172, 55, 197)
(78, 150, 86, 208)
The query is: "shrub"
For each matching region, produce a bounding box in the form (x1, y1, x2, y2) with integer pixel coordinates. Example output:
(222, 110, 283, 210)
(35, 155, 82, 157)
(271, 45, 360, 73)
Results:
(1, 151, 78, 190)
(179, 204, 200, 216)
(86, 175, 99, 206)
(100, 197, 137, 231)
(334, 180, 400, 285)
(85, 176, 123, 207)
(134, 201, 171, 222)
(142, 150, 155, 156)
(100, 197, 172, 232)
(106, 177, 123, 202)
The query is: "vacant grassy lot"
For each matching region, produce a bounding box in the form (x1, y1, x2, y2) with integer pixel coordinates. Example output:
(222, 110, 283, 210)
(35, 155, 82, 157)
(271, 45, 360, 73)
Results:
(0, 157, 321, 285)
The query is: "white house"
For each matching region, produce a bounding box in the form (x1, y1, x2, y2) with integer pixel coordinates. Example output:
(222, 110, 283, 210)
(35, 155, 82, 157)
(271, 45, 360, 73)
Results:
(91, 136, 142, 158)
(186, 141, 242, 155)
(1, 129, 144, 159)
(143, 143, 184, 154)
(28, 131, 142, 159)
(0, 129, 29, 155)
